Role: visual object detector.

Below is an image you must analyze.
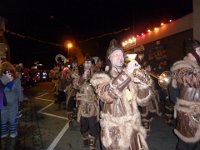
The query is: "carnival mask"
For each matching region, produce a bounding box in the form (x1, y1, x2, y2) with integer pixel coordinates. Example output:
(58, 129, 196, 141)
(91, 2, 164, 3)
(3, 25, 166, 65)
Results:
(4, 70, 14, 81)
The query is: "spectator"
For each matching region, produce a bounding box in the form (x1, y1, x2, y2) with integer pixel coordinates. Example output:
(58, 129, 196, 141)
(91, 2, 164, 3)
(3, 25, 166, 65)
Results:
(0, 61, 23, 138)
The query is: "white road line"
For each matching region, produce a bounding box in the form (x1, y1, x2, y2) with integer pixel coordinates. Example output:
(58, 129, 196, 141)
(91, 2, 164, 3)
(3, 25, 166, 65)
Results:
(47, 122, 69, 150)
(35, 92, 70, 149)
(36, 92, 49, 98)
(37, 103, 54, 113)
(35, 97, 54, 102)
(39, 112, 68, 120)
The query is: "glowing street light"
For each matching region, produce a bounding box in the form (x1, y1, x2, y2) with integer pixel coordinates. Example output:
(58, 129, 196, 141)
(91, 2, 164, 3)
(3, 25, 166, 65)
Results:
(65, 41, 73, 59)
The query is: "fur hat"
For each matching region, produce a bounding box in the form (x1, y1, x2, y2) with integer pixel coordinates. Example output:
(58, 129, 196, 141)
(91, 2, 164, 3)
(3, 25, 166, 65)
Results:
(185, 39, 200, 54)
(0, 61, 16, 78)
(106, 39, 124, 58)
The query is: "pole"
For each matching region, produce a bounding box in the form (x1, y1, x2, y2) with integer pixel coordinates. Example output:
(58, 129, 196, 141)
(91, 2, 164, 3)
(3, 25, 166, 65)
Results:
(68, 47, 69, 59)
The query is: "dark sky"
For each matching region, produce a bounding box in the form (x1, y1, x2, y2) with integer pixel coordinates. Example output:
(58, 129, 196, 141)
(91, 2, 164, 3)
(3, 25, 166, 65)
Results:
(0, 0, 193, 68)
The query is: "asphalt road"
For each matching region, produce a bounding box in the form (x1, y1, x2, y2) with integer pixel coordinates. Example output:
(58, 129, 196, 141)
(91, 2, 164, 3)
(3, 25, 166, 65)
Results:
(2, 81, 199, 150)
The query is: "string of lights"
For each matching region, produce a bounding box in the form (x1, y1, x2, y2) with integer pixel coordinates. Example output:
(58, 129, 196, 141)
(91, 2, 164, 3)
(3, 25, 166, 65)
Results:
(121, 19, 173, 48)
(5, 18, 174, 48)
(4, 27, 131, 47)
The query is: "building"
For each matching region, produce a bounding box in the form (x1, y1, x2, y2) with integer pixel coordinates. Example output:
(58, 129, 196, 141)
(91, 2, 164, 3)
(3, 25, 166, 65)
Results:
(121, 0, 200, 74)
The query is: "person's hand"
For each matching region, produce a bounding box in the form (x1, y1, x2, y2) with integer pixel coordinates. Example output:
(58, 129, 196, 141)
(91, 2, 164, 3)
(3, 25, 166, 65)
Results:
(0, 74, 10, 85)
(126, 60, 141, 75)
(5, 72, 14, 81)
(83, 69, 90, 79)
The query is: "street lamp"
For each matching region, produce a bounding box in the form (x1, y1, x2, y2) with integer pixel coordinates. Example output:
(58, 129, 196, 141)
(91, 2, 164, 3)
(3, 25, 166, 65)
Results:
(66, 42, 73, 59)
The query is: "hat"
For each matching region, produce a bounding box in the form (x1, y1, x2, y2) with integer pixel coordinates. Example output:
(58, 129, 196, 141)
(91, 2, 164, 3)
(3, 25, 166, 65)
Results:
(106, 39, 124, 58)
(92, 56, 99, 64)
(186, 39, 200, 54)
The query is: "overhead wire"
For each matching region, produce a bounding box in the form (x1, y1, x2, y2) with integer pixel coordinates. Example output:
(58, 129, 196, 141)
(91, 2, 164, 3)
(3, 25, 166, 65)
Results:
(5, 27, 131, 47)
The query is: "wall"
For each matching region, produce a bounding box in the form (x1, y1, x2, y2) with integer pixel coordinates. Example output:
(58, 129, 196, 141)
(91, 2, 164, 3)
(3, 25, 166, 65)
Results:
(193, 0, 200, 41)
(134, 14, 193, 47)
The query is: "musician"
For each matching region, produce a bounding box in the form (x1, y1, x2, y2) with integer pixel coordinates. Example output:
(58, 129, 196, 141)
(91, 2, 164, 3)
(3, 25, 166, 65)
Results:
(171, 39, 200, 150)
(90, 39, 152, 150)
(135, 52, 162, 131)
(76, 57, 99, 150)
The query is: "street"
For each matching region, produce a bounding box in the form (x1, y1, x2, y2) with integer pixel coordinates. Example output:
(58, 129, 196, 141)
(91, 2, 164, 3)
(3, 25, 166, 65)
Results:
(2, 81, 197, 150)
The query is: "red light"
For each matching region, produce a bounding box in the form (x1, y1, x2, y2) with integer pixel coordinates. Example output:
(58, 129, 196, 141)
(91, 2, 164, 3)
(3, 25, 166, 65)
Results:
(169, 20, 172, 23)
(141, 33, 145, 36)
(136, 35, 140, 38)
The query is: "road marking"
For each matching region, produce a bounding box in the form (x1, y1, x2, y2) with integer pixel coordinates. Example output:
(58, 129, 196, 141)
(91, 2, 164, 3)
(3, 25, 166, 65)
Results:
(35, 97, 54, 102)
(38, 104, 68, 120)
(39, 112, 68, 120)
(35, 92, 70, 149)
(47, 122, 69, 150)
(36, 92, 49, 98)
(37, 103, 54, 113)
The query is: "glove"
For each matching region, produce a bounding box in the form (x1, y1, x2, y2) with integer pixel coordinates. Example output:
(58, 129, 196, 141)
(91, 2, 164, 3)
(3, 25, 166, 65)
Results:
(125, 60, 141, 75)
(0, 74, 10, 85)
(83, 70, 90, 79)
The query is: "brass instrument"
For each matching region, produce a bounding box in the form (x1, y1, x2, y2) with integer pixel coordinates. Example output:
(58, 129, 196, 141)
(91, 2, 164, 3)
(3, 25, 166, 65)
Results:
(125, 54, 171, 89)
(157, 71, 172, 89)
(146, 70, 172, 89)
(55, 54, 67, 65)
(133, 69, 171, 89)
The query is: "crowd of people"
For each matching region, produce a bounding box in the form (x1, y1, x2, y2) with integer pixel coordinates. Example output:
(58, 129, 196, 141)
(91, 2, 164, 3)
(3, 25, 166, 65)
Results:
(1, 39, 200, 150)
(47, 39, 200, 150)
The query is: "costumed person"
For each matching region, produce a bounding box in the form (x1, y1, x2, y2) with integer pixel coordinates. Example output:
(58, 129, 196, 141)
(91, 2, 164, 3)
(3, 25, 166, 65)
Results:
(92, 56, 104, 72)
(135, 52, 162, 131)
(92, 56, 105, 112)
(49, 64, 60, 96)
(76, 57, 99, 150)
(65, 57, 79, 119)
(0, 63, 10, 144)
(90, 39, 152, 150)
(0, 61, 23, 138)
(0, 56, 9, 111)
(57, 65, 69, 110)
(157, 59, 174, 126)
(171, 39, 200, 150)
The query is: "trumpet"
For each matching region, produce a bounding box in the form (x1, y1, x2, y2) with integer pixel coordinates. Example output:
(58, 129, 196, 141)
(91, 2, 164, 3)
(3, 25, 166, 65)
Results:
(133, 69, 171, 89)
(125, 54, 171, 89)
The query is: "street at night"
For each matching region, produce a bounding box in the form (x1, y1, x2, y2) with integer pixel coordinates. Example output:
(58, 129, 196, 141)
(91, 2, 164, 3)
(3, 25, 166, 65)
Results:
(1, 81, 179, 150)
(1, 0, 200, 150)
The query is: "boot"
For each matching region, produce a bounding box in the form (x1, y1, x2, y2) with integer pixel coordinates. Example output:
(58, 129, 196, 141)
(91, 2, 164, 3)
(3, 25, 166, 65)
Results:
(1, 123, 8, 138)
(165, 114, 174, 126)
(88, 134, 96, 150)
(9, 121, 17, 138)
(82, 132, 89, 147)
(164, 101, 174, 126)
(142, 121, 150, 132)
(67, 111, 73, 120)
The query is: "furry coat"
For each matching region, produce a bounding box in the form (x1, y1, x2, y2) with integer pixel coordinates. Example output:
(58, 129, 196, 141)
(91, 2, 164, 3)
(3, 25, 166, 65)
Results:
(90, 69, 152, 150)
(171, 56, 200, 143)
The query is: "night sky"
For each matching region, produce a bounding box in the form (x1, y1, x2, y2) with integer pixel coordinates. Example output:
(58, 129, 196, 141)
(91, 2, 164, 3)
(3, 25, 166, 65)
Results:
(0, 0, 193, 69)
